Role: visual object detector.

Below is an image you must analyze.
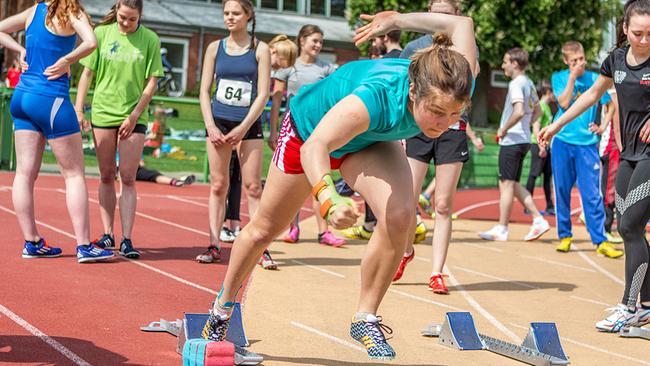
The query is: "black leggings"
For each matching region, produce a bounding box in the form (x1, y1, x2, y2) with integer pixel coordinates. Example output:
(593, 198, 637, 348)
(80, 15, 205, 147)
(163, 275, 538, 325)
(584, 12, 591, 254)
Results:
(616, 159, 650, 307)
(225, 154, 242, 221)
(525, 144, 553, 209)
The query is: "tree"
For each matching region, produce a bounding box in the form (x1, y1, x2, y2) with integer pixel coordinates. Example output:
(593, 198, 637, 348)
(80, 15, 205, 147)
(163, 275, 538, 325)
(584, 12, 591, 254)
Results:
(348, 0, 622, 80)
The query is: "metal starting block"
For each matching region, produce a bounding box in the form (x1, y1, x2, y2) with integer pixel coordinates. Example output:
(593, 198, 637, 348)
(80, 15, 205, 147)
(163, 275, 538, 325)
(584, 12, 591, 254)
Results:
(140, 303, 262, 365)
(620, 326, 650, 340)
(422, 312, 570, 366)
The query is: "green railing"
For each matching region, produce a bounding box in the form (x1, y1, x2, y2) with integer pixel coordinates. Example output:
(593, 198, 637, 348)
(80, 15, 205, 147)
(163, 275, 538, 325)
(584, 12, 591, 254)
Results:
(0, 87, 538, 189)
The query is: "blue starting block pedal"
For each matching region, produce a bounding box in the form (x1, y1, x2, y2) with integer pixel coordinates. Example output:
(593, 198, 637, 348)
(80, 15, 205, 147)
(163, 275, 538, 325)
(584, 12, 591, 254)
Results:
(422, 312, 570, 365)
(522, 323, 569, 362)
(437, 312, 485, 350)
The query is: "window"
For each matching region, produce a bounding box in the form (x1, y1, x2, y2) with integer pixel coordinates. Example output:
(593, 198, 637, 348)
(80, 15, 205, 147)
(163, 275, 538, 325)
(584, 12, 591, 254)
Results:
(309, 0, 325, 15)
(159, 37, 189, 93)
(330, 0, 345, 17)
(261, 0, 278, 10)
(283, 0, 297, 12)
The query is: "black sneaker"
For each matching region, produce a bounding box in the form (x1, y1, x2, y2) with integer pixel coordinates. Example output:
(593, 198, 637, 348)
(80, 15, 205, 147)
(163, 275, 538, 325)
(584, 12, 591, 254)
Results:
(119, 238, 141, 259)
(201, 307, 231, 341)
(182, 174, 196, 185)
(94, 233, 115, 250)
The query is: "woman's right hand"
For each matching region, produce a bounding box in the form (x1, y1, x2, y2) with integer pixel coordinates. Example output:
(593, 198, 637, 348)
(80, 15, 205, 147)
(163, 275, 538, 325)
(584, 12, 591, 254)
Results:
(267, 131, 278, 151)
(19, 48, 28, 71)
(207, 125, 226, 147)
(76, 109, 91, 132)
(353, 11, 400, 46)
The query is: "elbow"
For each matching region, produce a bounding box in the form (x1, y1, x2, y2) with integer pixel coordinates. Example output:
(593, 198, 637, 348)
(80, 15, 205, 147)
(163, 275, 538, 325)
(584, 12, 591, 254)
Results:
(258, 90, 270, 102)
(86, 40, 98, 51)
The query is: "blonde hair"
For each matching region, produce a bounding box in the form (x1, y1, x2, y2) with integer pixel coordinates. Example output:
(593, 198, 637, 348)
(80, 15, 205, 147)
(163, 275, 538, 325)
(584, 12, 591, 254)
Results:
(561, 41, 584, 56)
(269, 34, 298, 67)
(409, 33, 472, 107)
(40, 0, 91, 29)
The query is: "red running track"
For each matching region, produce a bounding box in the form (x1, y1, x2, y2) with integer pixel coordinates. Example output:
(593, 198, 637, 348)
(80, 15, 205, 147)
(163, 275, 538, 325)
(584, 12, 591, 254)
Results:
(0, 172, 580, 365)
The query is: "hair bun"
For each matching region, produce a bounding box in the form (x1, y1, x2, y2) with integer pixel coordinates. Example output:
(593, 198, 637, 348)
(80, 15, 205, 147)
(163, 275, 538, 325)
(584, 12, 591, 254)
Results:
(431, 32, 453, 48)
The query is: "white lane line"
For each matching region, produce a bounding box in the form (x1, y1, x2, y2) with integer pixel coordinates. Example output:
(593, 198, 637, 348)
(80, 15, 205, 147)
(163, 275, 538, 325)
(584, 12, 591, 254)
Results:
(445, 265, 521, 343)
(0, 304, 92, 366)
(573, 244, 625, 286)
(291, 321, 365, 353)
(289, 259, 345, 279)
(387, 289, 465, 312)
(509, 323, 650, 366)
(452, 266, 538, 289)
(519, 254, 596, 273)
(0, 204, 219, 297)
(167, 195, 208, 207)
(456, 242, 504, 253)
(570, 295, 610, 307)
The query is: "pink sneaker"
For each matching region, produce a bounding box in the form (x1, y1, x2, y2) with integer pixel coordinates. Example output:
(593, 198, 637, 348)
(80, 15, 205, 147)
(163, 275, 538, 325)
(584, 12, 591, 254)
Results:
(283, 225, 300, 243)
(318, 231, 346, 247)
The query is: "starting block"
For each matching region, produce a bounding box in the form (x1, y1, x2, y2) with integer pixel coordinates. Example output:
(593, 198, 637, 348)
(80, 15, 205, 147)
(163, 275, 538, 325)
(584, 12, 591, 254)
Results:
(422, 312, 570, 366)
(141, 303, 262, 365)
(620, 326, 650, 340)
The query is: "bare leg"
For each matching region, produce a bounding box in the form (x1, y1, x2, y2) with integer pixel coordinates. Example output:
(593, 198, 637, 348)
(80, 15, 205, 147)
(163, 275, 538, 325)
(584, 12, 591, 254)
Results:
(341, 142, 415, 314)
(12, 130, 45, 242)
(219, 165, 311, 302)
(498, 179, 516, 227)
(431, 163, 462, 274)
(48, 133, 91, 244)
(117, 132, 145, 239)
(154, 175, 174, 185)
(93, 128, 118, 236)
(207, 140, 233, 246)
(423, 177, 436, 198)
(405, 157, 429, 255)
(514, 182, 544, 220)
(237, 139, 263, 218)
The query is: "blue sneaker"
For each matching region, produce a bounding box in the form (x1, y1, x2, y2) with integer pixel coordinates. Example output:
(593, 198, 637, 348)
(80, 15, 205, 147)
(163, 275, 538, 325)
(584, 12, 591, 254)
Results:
(119, 238, 141, 259)
(22, 239, 62, 258)
(350, 315, 396, 360)
(94, 233, 115, 249)
(77, 244, 114, 263)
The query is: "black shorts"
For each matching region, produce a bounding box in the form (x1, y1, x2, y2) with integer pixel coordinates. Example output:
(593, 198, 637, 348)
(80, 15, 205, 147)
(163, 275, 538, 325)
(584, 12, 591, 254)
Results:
(498, 143, 530, 181)
(92, 123, 147, 134)
(136, 166, 162, 182)
(212, 117, 263, 140)
(405, 129, 469, 165)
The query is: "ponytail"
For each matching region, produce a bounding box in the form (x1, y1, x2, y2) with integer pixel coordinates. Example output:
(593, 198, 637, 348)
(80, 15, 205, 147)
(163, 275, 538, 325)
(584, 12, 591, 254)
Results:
(409, 32, 472, 106)
(98, 0, 143, 27)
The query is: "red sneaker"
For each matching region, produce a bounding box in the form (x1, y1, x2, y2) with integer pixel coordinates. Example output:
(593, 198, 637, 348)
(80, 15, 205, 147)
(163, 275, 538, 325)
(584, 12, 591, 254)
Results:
(392, 249, 415, 282)
(428, 274, 449, 295)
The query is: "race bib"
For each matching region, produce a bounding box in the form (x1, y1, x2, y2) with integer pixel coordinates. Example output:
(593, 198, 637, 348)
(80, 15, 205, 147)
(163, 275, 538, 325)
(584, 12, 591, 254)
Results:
(216, 79, 252, 107)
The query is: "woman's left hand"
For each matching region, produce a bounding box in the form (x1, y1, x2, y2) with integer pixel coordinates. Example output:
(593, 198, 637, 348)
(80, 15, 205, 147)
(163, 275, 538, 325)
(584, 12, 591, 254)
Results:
(640, 118, 650, 143)
(353, 11, 399, 46)
(225, 125, 247, 146)
(119, 115, 137, 140)
(471, 137, 485, 152)
(43, 58, 71, 80)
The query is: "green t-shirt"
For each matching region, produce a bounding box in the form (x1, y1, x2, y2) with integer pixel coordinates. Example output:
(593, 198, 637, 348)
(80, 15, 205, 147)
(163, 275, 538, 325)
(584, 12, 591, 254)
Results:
(80, 23, 164, 127)
(531, 101, 553, 144)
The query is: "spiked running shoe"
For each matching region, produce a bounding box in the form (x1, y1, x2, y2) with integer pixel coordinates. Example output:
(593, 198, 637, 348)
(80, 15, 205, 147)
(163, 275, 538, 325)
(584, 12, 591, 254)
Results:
(282, 225, 300, 243)
(318, 230, 346, 247)
(220, 227, 236, 243)
(596, 304, 642, 332)
(350, 315, 395, 360)
(119, 238, 141, 259)
(341, 225, 373, 240)
(392, 249, 415, 282)
(414, 221, 427, 243)
(418, 193, 433, 216)
(596, 241, 624, 259)
(196, 246, 221, 263)
(201, 309, 231, 341)
(77, 244, 114, 263)
(94, 233, 115, 250)
(22, 239, 62, 258)
(428, 274, 449, 295)
(258, 249, 278, 270)
(556, 237, 573, 253)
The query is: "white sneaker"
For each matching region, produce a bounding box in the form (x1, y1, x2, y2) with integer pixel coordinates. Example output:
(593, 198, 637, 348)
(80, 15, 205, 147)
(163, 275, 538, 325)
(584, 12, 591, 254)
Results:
(220, 227, 236, 243)
(595, 304, 638, 332)
(524, 219, 550, 241)
(478, 226, 508, 241)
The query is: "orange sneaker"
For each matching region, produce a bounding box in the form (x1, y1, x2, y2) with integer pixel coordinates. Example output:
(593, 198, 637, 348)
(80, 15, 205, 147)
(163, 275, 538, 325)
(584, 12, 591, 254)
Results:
(392, 249, 415, 282)
(428, 274, 449, 295)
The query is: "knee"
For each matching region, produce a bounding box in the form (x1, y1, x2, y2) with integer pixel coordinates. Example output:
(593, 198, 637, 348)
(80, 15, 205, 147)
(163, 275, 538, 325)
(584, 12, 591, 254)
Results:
(384, 205, 413, 233)
(99, 169, 116, 185)
(618, 218, 640, 241)
(241, 225, 273, 249)
(209, 178, 229, 197)
(120, 174, 136, 187)
(434, 198, 452, 217)
(243, 181, 262, 199)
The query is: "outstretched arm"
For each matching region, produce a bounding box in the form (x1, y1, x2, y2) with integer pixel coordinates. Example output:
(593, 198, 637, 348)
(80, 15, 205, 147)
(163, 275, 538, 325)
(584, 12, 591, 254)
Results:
(354, 11, 477, 77)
